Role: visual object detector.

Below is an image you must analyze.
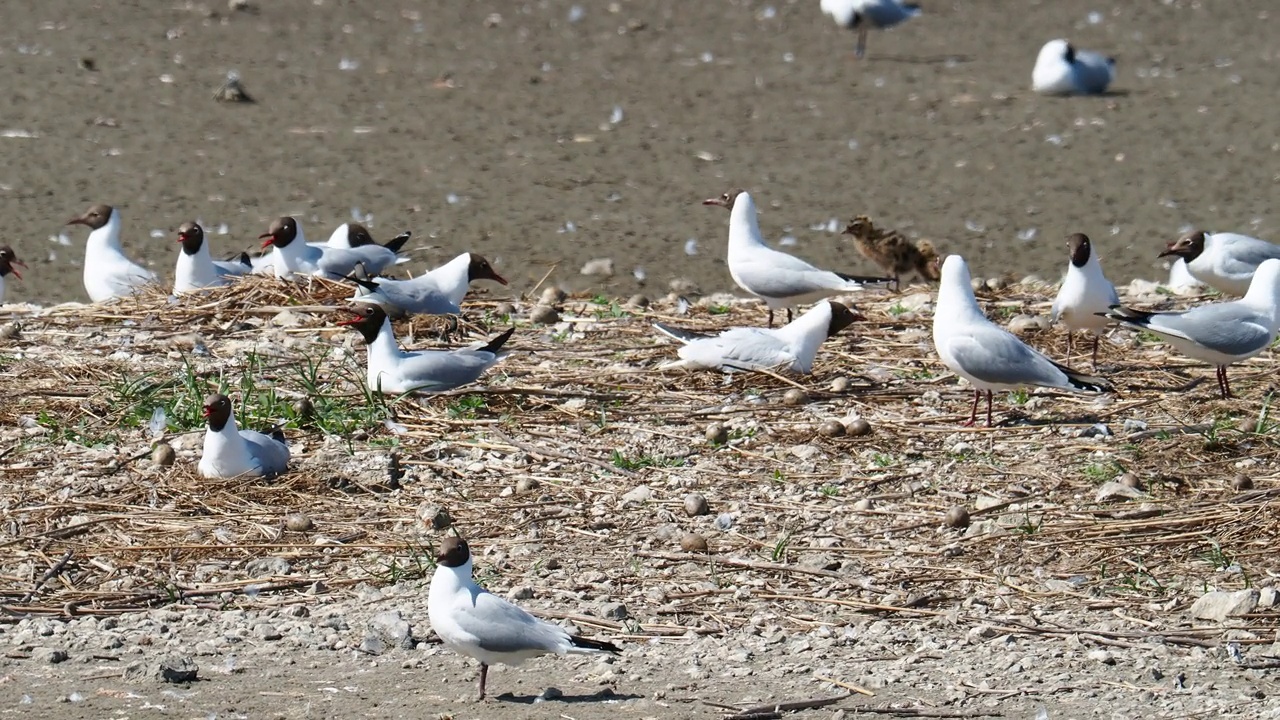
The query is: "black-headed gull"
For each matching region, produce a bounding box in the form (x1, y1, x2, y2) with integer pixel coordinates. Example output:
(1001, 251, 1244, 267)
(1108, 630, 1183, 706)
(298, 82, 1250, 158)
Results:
(173, 222, 250, 293)
(1102, 258, 1280, 399)
(1032, 39, 1115, 95)
(655, 300, 857, 373)
(428, 536, 621, 700)
(67, 204, 158, 303)
(1050, 233, 1119, 368)
(197, 393, 290, 478)
(820, 0, 921, 59)
(1159, 230, 1280, 297)
(338, 303, 514, 394)
(347, 253, 508, 316)
(842, 215, 941, 290)
(705, 189, 891, 327)
(933, 255, 1110, 426)
(0, 246, 26, 303)
(256, 217, 409, 279)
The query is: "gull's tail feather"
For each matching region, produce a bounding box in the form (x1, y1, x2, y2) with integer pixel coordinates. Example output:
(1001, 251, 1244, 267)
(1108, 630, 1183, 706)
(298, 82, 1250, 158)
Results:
(345, 274, 381, 292)
(383, 231, 412, 254)
(654, 323, 707, 344)
(567, 635, 621, 655)
(1101, 304, 1155, 327)
(1049, 360, 1112, 393)
(834, 271, 895, 288)
(479, 327, 516, 355)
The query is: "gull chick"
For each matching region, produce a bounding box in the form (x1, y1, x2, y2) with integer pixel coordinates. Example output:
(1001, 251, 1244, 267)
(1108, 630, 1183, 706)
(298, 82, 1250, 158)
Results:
(0, 246, 27, 303)
(67, 204, 158, 302)
(1050, 233, 1119, 368)
(338, 303, 514, 394)
(428, 536, 621, 700)
(820, 0, 921, 59)
(173, 221, 250, 293)
(1102, 258, 1280, 399)
(842, 215, 940, 290)
(1159, 230, 1280, 297)
(256, 218, 410, 279)
(347, 253, 508, 316)
(655, 300, 857, 373)
(1032, 39, 1115, 95)
(197, 393, 290, 478)
(933, 255, 1110, 426)
(705, 189, 891, 327)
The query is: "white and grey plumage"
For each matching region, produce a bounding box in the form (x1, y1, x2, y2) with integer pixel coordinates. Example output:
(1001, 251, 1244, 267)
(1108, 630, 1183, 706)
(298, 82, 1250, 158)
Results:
(67, 204, 158, 303)
(933, 255, 1110, 425)
(1159, 230, 1280, 297)
(1050, 233, 1119, 368)
(196, 393, 290, 478)
(428, 536, 621, 700)
(655, 300, 857, 373)
(1032, 39, 1115, 95)
(339, 303, 514, 394)
(255, 217, 410, 280)
(348, 252, 508, 316)
(705, 189, 891, 327)
(173, 221, 250, 293)
(1103, 258, 1280, 399)
(0, 246, 26, 303)
(820, 0, 921, 59)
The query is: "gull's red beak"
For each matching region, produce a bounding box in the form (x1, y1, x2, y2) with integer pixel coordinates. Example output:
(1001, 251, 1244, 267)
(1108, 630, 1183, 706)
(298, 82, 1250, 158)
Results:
(336, 314, 364, 327)
(201, 405, 212, 418)
(1157, 242, 1178, 258)
(701, 197, 725, 206)
(67, 216, 88, 226)
(9, 262, 23, 281)
(259, 232, 275, 249)
(492, 272, 509, 286)
(176, 232, 187, 244)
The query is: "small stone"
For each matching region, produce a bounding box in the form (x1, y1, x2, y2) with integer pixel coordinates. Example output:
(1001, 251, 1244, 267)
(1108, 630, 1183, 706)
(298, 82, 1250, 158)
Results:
(284, 513, 313, 532)
(31, 647, 68, 664)
(0, 322, 22, 340)
(580, 258, 615, 276)
(668, 277, 698, 294)
(829, 377, 851, 393)
(627, 294, 650, 308)
(368, 610, 414, 650)
(293, 398, 315, 419)
(853, 498, 874, 512)
(1006, 314, 1049, 335)
(789, 444, 821, 460)
(253, 623, 282, 641)
(494, 302, 516, 317)
(600, 602, 629, 620)
(705, 423, 729, 445)
(1087, 650, 1115, 665)
(245, 556, 292, 576)
(531, 305, 560, 325)
(156, 655, 198, 683)
(681, 532, 708, 553)
(1238, 417, 1261, 434)
(818, 420, 845, 438)
(683, 493, 709, 517)
(621, 485, 653, 506)
(228, 0, 253, 10)
(540, 287, 566, 305)
(536, 687, 564, 702)
(1191, 589, 1259, 621)
(1096, 481, 1147, 502)
(945, 506, 971, 529)
(1118, 473, 1142, 490)
(214, 72, 253, 103)
(846, 419, 872, 437)
(516, 477, 540, 494)
(418, 504, 452, 531)
(151, 443, 176, 467)
(1259, 587, 1279, 608)
(271, 310, 304, 327)
(508, 586, 535, 601)
(782, 388, 809, 406)
(1232, 474, 1254, 491)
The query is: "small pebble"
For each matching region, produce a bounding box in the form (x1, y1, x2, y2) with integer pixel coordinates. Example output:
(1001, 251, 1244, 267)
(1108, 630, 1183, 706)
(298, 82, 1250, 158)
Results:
(293, 398, 315, 419)
(782, 388, 809, 406)
(705, 423, 729, 445)
(829, 377, 851, 393)
(494, 302, 516, 317)
(531, 305, 560, 325)
(151, 443, 176, 467)
(681, 532, 708, 553)
(846, 419, 872, 437)
(627, 294, 650, 308)
(516, 477, 540, 494)
(540, 287, 566, 305)
(853, 498, 874, 511)
(945, 505, 971, 528)
(1118, 473, 1142, 490)
(1232, 474, 1254, 491)
(284, 513, 314, 532)
(817, 420, 846, 438)
(684, 493, 709, 517)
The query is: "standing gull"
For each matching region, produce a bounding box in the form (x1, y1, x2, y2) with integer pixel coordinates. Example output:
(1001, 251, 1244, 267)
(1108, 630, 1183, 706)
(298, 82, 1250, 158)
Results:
(820, 0, 921, 59)
(1032, 39, 1115, 95)
(654, 300, 857, 373)
(67, 204, 158, 302)
(428, 536, 621, 700)
(1159, 230, 1280, 297)
(0, 246, 26, 303)
(933, 255, 1110, 426)
(705, 189, 891, 327)
(1050, 233, 1119, 368)
(1102, 258, 1280, 399)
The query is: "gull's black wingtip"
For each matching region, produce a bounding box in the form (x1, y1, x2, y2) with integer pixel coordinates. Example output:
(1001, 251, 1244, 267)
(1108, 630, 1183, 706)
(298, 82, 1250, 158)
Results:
(569, 634, 621, 654)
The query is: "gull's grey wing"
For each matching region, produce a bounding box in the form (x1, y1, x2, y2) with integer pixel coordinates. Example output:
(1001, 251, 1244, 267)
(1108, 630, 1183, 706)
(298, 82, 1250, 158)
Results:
(396, 349, 501, 392)
(377, 280, 460, 316)
(240, 430, 290, 476)
(733, 255, 853, 298)
(863, 0, 918, 28)
(461, 587, 568, 654)
(945, 324, 1074, 389)
(1146, 304, 1274, 357)
(1073, 50, 1114, 94)
(678, 328, 796, 371)
(1213, 234, 1280, 277)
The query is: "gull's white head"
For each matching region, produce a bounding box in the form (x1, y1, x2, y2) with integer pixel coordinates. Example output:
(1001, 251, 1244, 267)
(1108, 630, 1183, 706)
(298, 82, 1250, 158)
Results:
(1246, 258, 1280, 308)
(940, 254, 972, 287)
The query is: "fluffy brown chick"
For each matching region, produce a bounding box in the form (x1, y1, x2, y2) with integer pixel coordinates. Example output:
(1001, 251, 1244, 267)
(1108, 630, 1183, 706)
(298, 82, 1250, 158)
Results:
(842, 215, 940, 290)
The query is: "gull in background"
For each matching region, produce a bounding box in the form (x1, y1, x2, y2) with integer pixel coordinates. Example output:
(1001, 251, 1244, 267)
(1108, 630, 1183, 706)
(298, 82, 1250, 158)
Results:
(428, 536, 621, 700)
(67, 204, 158, 303)
(933, 254, 1110, 426)
(338, 303, 514, 394)
(1050, 233, 1119, 368)
(1159, 229, 1280, 297)
(654, 300, 857, 373)
(173, 221, 250, 293)
(256, 217, 410, 279)
(1032, 39, 1115, 95)
(705, 189, 891, 327)
(347, 252, 508, 316)
(1102, 258, 1280, 399)
(820, 0, 921, 59)
(0, 246, 26, 303)
(197, 393, 290, 478)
